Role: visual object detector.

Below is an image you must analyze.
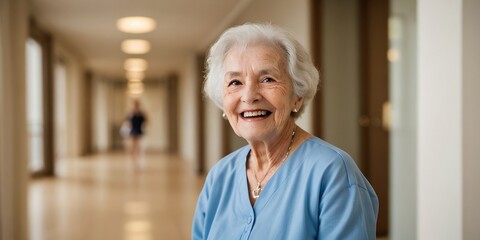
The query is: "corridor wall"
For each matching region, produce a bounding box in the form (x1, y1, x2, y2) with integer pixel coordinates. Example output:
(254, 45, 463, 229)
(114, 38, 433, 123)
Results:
(179, 54, 200, 164)
(0, 0, 29, 239)
(52, 37, 88, 157)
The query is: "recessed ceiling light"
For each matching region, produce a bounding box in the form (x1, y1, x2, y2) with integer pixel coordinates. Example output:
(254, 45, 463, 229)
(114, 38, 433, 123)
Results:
(128, 78, 142, 83)
(117, 16, 156, 34)
(126, 71, 145, 81)
(124, 58, 148, 72)
(128, 82, 144, 95)
(121, 39, 150, 54)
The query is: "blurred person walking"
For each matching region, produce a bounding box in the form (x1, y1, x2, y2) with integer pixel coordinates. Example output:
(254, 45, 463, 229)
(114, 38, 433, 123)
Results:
(123, 99, 147, 168)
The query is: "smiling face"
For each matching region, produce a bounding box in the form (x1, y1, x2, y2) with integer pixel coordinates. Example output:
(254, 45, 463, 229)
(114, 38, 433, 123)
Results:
(222, 42, 303, 143)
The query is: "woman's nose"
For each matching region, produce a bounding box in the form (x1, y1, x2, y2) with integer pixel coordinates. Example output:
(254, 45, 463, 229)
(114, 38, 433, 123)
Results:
(240, 82, 261, 104)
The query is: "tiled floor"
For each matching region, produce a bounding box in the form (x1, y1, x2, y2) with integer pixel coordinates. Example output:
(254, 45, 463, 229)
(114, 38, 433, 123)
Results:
(29, 152, 205, 240)
(28, 151, 389, 240)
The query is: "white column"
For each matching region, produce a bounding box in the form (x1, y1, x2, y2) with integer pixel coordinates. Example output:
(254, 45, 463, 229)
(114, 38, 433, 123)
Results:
(0, 0, 29, 239)
(418, 0, 480, 239)
(418, 0, 462, 238)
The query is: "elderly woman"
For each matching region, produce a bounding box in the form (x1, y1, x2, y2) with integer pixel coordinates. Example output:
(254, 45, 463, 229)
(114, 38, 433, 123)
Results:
(192, 23, 378, 239)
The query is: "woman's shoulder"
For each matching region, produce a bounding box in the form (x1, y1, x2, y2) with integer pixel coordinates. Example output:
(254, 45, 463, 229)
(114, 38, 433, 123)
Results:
(297, 137, 368, 188)
(299, 137, 353, 162)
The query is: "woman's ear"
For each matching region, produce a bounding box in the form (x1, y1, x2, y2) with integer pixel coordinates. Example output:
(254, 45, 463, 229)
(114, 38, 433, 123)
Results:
(293, 97, 304, 112)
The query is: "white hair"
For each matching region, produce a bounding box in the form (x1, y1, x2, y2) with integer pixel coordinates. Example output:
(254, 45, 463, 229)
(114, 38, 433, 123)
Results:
(203, 23, 320, 118)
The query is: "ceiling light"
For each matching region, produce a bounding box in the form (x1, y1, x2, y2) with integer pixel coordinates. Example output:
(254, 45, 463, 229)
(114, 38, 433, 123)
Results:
(128, 77, 143, 83)
(124, 58, 148, 72)
(126, 71, 145, 81)
(117, 17, 156, 34)
(128, 82, 144, 95)
(122, 39, 150, 54)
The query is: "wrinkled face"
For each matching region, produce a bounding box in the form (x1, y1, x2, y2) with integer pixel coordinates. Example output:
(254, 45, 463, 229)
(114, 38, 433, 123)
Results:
(222, 43, 302, 142)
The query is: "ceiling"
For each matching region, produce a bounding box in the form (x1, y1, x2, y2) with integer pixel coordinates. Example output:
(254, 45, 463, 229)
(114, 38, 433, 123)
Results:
(30, 0, 253, 80)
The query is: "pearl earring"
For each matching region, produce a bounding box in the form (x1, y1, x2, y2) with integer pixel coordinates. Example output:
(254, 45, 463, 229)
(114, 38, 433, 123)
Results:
(293, 108, 298, 113)
(222, 113, 227, 119)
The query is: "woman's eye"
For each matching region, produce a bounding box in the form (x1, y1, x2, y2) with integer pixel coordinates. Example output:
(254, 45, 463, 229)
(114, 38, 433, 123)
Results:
(262, 77, 275, 83)
(227, 80, 242, 86)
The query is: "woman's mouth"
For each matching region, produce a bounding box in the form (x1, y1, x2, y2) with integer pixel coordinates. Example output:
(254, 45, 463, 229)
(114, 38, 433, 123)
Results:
(241, 110, 272, 119)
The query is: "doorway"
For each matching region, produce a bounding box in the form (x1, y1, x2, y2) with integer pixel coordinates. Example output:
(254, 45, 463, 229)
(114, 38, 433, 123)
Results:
(311, 0, 390, 236)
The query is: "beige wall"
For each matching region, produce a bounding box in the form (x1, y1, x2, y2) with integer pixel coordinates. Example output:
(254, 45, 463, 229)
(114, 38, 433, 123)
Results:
(92, 76, 112, 152)
(234, 0, 311, 52)
(54, 59, 69, 158)
(107, 80, 125, 150)
(53, 38, 88, 157)
(179, 54, 200, 163)
(204, 101, 224, 170)
(0, 0, 29, 239)
(322, 0, 360, 162)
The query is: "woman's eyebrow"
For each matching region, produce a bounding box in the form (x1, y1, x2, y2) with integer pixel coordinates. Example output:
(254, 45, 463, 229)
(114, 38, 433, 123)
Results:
(259, 69, 271, 75)
(224, 68, 280, 78)
(259, 68, 280, 76)
(225, 71, 241, 78)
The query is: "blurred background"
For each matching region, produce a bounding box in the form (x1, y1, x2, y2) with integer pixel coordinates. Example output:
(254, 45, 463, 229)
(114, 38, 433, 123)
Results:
(1, 0, 479, 239)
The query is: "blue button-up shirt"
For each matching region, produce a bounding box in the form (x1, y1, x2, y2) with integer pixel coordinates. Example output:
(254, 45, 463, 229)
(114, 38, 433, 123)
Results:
(192, 137, 378, 239)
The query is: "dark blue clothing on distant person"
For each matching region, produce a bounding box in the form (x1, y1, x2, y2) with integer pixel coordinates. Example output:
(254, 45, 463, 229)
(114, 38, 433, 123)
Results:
(129, 112, 146, 137)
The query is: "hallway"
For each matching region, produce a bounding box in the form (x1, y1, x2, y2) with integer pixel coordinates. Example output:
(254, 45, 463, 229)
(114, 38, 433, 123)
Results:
(28, 152, 205, 240)
(2, 0, 479, 239)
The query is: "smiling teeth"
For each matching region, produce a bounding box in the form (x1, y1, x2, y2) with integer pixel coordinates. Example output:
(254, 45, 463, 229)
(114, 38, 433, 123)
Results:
(244, 111, 267, 117)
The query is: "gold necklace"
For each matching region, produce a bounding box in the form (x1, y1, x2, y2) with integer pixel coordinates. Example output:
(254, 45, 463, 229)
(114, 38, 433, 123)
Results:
(251, 127, 296, 199)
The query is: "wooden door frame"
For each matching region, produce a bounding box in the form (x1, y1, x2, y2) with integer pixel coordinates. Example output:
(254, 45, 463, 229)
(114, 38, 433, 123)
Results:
(359, 0, 390, 236)
(166, 73, 179, 154)
(310, 0, 324, 138)
(83, 71, 93, 155)
(196, 54, 206, 175)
